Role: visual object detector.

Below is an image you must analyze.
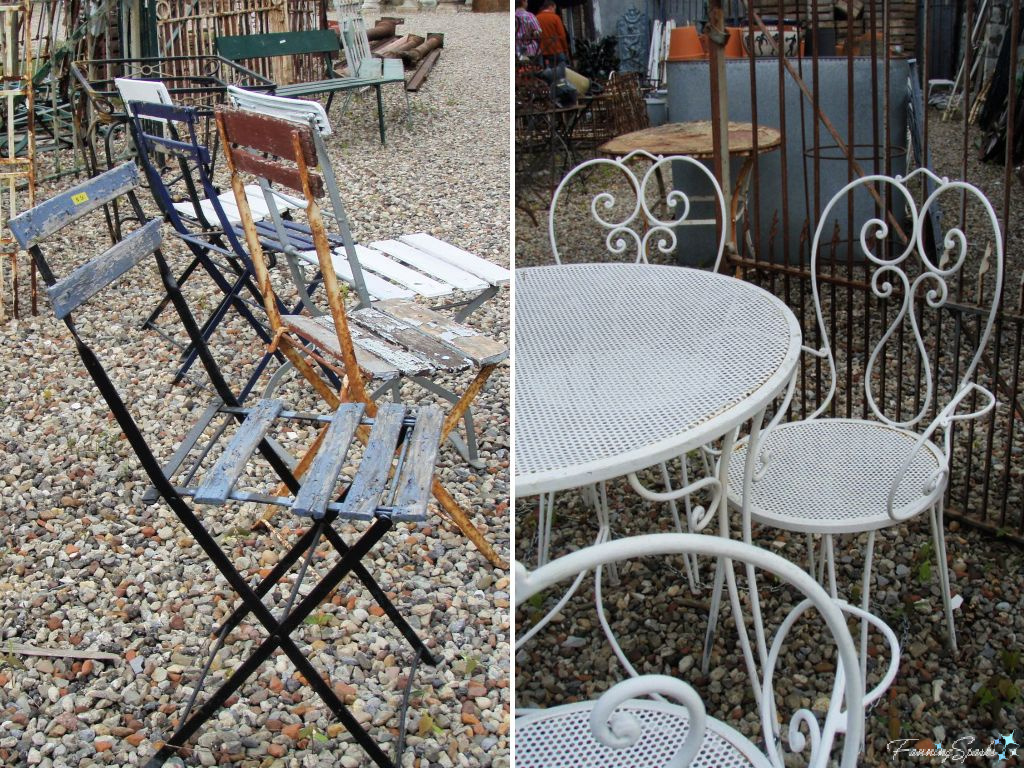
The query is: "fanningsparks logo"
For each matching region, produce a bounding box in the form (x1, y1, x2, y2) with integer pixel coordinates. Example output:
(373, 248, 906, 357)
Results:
(887, 731, 1020, 763)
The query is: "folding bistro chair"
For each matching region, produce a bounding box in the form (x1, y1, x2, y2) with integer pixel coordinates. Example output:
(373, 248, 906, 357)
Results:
(9, 162, 445, 768)
(225, 86, 510, 322)
(126, 99, 310, 396)
(214, 106, 507, 567)
(222, 88, 508, 468)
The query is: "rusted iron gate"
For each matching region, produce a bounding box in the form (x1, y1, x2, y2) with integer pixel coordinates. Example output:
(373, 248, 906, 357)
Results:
(701, 0, 1024, 541)
(153, 0, 327, 84)
(0, 0, 36, 322)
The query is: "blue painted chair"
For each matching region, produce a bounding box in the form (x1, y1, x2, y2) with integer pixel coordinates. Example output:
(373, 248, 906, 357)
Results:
(9, 162, 444, 768)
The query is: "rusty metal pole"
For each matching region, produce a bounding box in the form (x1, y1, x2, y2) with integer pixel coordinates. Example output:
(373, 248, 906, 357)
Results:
(706, 0, 731, 272)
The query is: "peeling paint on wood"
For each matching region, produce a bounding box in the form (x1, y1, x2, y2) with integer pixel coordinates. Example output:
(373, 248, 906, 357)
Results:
(47, 219, 162, 320)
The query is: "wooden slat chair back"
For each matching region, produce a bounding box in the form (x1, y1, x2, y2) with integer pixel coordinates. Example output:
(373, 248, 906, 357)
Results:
(9, 163, 445, 768)
(216, 105, 508, 567)
(340, 15, 375, 77)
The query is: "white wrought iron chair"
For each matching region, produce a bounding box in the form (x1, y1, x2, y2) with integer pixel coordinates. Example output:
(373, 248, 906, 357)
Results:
(531, 151, 728, 593)
(516, 533, 900, 768)
(723, 169, 1003, 662)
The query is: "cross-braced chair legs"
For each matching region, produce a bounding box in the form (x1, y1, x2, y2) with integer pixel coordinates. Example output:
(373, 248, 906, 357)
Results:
(11, 163, 447, 768)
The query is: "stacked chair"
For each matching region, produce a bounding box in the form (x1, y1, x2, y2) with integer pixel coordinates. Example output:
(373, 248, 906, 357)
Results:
(118, 85, 507, 565)
(10, 163, 446, 768)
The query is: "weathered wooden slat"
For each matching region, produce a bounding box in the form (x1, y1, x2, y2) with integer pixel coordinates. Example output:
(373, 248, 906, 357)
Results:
(47, 219, 162, 320)
(406, 48, 442, 93)
(8, 163, 140, 248)
(283, 313, 402, 380)
(338, 403, 405, 520)
(291, 403, 364, 519)
(218, 107, 319, 167)
(352, 244, 453, 298)
(194, 399, 285, 505)
(371, 299, 508, 366)
(369, 239, 488, 291)
(399, 233, 510, 286)
(295, 248, 414, 301)
(391, 405, 442, 518)
(216, 30, 340, 61)
(230, 147, 324, 198)
(349, 306, 473, 372)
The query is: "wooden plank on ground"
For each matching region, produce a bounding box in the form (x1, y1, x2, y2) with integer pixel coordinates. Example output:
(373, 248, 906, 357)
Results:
(406, 47, 441, 92)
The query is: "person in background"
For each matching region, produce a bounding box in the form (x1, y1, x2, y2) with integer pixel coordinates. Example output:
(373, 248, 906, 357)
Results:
(515, 0, 541, 63)
(536, 0, 570, 67)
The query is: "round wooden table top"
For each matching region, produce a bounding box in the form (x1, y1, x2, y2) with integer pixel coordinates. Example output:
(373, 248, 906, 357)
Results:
(598, 121, 782, 159)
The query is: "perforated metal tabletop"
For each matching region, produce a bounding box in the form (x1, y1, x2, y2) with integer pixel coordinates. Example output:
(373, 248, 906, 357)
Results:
(515, 264, 802, 495)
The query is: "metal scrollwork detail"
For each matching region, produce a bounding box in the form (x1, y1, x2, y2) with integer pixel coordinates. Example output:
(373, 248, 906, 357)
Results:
(549, 150, 727, 269)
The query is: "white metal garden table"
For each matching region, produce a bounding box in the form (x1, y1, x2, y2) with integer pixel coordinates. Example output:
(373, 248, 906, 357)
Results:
(515, 262, 802, 691)
(516, 263, 801, 495)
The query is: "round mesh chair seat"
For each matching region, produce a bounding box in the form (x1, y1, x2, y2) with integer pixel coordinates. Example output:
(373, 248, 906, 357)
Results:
(726, 419, 945, 534)
(516, 700, 771, 768)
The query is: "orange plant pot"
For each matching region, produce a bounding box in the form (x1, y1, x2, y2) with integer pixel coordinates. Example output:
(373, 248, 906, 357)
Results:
(724, 27, 746, 58)
(667, 26, 706, 61)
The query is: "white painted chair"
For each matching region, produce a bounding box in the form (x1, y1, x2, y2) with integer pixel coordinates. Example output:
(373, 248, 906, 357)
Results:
(226, 85, 509, 322)
(535, 151, 729, 591)
(516, 533, 900, 768)
(724, 169, 1003, 663)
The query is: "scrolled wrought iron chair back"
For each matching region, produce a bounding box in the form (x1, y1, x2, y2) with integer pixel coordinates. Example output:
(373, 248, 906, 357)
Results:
(516, 533, 901, 768)
(548, 150, 728, 271)
(807, 169, 1003, 428)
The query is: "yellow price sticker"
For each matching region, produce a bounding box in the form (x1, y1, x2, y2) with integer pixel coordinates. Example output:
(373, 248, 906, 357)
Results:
(71, 192, 89, 205)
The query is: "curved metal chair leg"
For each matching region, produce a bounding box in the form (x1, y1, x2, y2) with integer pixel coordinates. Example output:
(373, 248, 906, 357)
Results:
(658, 459, 699, 592)
(860, 530, 876, 687)
(701, 557, 724, 674)
(263, 359, 296, 398)
(930, 501, 958, 652)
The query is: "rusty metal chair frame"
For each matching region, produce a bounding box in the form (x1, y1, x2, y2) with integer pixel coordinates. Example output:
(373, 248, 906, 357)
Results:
(9, 162, 444, 768)
(215, 106, 506, 568)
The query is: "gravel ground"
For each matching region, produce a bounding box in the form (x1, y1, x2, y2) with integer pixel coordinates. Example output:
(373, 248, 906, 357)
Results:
(0, 10, 510, 768)
(514, 108, 1024, 763)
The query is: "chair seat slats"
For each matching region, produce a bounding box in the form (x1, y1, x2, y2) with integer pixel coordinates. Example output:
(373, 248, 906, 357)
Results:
(47, 219, 163, 319)
(173, 185, 301, 227)
(337, 404, 406, 520)
(9, 163, 141, 248)
(283, 314, 403, 380)
(349, 306, 474, 372)
(370, 299, 509, 366)
(353, 244, 454, 298)
(291, 403, 365, 519)
(194, 399, 285, 505)
(296, 248, 415, 301)
(369, 239, 489, 292)
(391, 406, 443, 518)
(399, 233, 510, 286)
